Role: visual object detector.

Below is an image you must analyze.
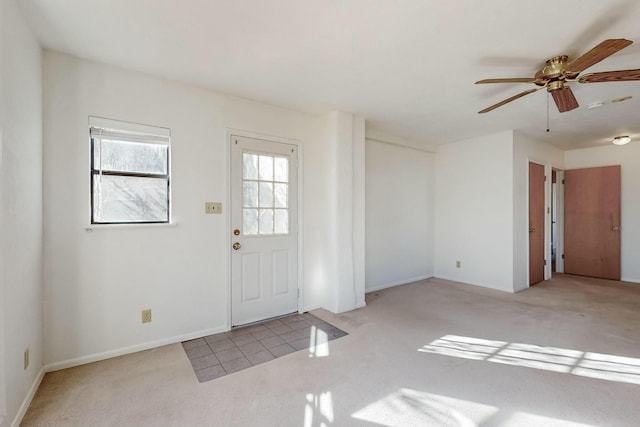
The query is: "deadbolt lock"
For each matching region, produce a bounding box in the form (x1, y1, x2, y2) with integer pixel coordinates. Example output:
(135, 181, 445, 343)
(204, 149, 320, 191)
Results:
(233, 229, 240, 236)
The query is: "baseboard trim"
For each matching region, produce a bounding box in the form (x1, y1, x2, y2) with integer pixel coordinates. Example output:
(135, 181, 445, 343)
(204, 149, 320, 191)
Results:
(432, 275, 514, 293)
(365, 275, 433, 293)
(302, 305, 323, 313)
(622, 276, 640, 284)
(44, 326, 228, 372)
(10, 367, 45, 427)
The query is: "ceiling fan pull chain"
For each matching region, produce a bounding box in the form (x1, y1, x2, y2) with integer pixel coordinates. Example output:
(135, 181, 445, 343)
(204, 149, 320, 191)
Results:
(546, 91, 550, 133)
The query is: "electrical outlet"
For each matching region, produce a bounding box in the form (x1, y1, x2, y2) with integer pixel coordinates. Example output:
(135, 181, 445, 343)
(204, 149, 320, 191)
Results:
(24, 348, 29, 370)
(456, 260, 461, 268)
(141, 309, 152, 324)
(205, 202, 222, 214)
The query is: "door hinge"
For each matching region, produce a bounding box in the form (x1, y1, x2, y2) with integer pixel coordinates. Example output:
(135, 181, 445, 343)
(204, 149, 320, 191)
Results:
(562, 179, 565, 184)
(544, 175, 547, 181)
(562, 254, 565, 259)
(544, 259, 547, 266)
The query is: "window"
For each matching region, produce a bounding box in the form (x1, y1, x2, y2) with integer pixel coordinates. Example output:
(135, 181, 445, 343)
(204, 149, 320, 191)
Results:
(242, 152, 289, 235)
(90, 119, 171, 224)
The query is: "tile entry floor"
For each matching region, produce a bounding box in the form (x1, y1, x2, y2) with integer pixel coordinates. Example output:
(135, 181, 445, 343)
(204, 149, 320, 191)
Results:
(182, 313, 348, 382)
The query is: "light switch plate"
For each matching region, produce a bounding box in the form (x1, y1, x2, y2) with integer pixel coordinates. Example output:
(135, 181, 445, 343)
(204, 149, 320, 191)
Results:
(205, 202, 222, 214)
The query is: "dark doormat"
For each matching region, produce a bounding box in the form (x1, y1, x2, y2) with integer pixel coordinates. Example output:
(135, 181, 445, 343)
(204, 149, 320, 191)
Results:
(182, 313, 348, 382)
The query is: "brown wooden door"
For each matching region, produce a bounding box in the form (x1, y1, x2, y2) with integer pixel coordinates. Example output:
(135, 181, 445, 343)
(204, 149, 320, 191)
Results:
(529, 162, 545, 285)
(564, 165, 621, 280)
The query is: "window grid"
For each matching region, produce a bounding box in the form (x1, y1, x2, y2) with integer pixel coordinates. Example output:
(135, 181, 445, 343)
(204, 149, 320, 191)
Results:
(242, 152, 289, 236)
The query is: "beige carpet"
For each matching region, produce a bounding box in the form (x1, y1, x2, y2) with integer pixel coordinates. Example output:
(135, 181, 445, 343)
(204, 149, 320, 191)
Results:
(22, 274, 640, 426)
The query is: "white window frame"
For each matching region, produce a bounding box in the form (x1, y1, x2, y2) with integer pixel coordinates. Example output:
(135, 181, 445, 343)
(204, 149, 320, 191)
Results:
(89, 116, 172, 225)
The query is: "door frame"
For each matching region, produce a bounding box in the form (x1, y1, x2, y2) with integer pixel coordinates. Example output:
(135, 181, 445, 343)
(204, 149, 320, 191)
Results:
(525, 157, 557, 286)
(226, 129, 304, 330)
(552, 169, 565, 274)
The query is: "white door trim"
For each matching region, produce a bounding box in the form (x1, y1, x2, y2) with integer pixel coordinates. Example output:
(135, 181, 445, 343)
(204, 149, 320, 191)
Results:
(226, 129, 303, 329)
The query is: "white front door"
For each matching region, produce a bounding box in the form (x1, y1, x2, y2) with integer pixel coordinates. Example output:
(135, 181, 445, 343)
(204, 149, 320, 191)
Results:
(231, 135, 298, 326)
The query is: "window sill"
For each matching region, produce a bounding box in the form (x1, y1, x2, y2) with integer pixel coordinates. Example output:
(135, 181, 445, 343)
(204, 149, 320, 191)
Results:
(84, 222, 178, 232)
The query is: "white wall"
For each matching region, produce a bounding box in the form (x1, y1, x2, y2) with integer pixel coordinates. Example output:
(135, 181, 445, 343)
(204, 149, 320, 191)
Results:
(365, 140, 434, 291)
(0, 0, 43, 425)
(434, 131, 515, 292)
(565, 144, 640, 283)
(352, 117, 366, 307)
(42, 51, 358, 368)
(512, 133, 564, 291)
(325, 112, 367, 312)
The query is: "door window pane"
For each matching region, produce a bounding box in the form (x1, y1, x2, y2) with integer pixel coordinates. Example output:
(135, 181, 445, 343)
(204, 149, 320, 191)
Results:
(274, 209, 288, 234)
(259, 155, 273, 181)
(259, 182, 273, 207)
(274, 157, 288, 182)
(259, 209, 274, 234)
(274, 183, 288, 208)
(243, 182, 258, 207)
(243, 209, 258, 235)
(243, 153, 258, 180)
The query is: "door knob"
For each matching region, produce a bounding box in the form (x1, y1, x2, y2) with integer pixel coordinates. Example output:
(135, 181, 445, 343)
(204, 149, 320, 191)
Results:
(612, 226, 620, 231)
(233, 242, 241, 250)
(529, 228, 535, 233)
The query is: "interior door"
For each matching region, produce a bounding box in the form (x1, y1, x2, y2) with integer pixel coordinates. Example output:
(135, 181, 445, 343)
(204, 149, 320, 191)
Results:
(529, 162, 545, 285)
(231, 136, 298, 326)
(564, 165, 621, 280)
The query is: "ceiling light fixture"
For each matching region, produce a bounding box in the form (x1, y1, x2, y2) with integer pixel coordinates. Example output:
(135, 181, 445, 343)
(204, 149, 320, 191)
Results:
(613, 136, 631, 145)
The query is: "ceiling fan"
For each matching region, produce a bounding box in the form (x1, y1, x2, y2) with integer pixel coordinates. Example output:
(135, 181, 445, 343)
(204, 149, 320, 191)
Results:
(476, 38, 640, 114)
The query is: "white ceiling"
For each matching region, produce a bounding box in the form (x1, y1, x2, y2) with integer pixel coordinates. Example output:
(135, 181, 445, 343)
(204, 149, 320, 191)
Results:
(18, 0, 640, 150)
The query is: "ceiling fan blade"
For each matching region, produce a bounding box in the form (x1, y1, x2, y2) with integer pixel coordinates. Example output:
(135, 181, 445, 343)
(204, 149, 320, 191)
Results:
(475, 78, 536, 84)
(551, 87, 579, 112)
(565, 38, 632, 74)
(578, 68, 640, 83)
(478, 88, 541, 114)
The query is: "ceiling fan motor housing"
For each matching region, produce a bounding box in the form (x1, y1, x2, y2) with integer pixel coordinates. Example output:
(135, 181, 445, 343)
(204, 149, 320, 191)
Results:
(535, 56, 574, 91)
(540, 55, 569, 79)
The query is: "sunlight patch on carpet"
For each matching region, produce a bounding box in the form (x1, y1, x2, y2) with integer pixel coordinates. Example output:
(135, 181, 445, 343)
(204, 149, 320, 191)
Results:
(352, 388, 497, 427)
(419, 335, 640, 385)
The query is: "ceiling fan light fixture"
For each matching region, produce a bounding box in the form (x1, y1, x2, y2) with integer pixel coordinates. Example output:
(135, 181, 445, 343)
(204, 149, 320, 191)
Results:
(613, 136, 631, 145)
